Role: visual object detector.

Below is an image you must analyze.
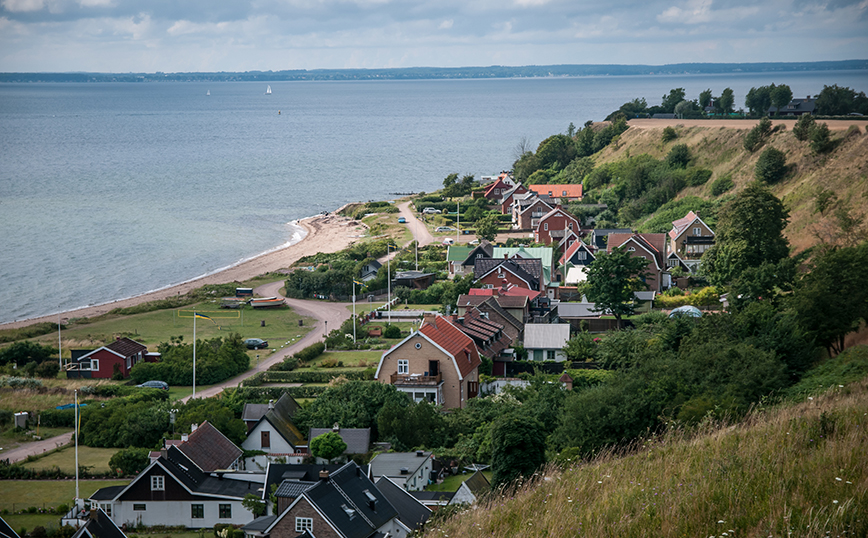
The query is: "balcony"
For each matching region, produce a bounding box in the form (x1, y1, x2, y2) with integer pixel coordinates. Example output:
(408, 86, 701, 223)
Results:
(390, 372, 442, 386)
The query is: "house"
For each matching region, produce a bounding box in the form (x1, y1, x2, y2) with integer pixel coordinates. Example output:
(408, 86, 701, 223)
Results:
(359, 260, 382, 282)
(446, 241, 494, 277)
(368, 451, 434, 492)
(449, 471, 491, 505)
(65, 337, 148, 379)
(589, 228, 632, 251)
(493, 246, 556, 288)
(456, 293, 529, 327)
(528, 184, 583, 202)
(557, 300, 602, 331)
(263, 461, 409, 538)
(0, 516, 21, 538)
(242, 394, 306, 468)
(482, 175, 513, 201)
(70, 509, 127, 538)
(511, 193, 554, 230)
(498, 183, 528, 214)
(451, 309, 513, 360)
(667, 210, 714, 273)
(559, 240, 596, 268)
(523, 323, 571, 362)
(308, 425, 371, 460)
(534, 206, 581, 246)
(88, 446, 258, 528)
(768, 96, 816, 116)
(375, 313, 481, 409)
(261, 463, 344, 511)
(374, 477, 432, 531)
(392, 271, 436, 290)
(474, 258, 542, 292)
(176, 421, 243, 472)
(607, 233, 668, 293)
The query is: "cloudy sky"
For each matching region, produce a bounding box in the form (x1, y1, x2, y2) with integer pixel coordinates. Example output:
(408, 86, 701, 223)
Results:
(1, 0, 866, 72)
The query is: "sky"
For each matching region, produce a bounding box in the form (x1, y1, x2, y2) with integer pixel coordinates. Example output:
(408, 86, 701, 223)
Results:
(0, 0, 866, 72)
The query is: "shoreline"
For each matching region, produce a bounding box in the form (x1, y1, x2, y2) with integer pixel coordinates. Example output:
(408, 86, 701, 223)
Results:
(0, 209, 363, 331)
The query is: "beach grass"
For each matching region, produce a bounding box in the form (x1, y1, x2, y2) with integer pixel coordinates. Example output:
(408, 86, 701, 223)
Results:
(424, 379, 868, 538)
(0, 480, 130, 512)
(22, 445, 118, 474)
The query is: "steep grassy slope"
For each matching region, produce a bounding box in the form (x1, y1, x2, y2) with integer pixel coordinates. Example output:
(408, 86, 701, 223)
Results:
(594, 121, 868, 252)
(424, 351, 868, 537)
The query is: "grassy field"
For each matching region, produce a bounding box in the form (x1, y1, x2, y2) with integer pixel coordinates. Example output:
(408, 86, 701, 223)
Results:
(0, 480, 129, 512)
(306, 351, 384, 368)
(22, 445, 118, 474)
(424, 379, 868, 538)
(0, 385, 117, 413)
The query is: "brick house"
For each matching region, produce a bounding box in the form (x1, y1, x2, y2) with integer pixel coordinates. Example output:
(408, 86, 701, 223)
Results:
(534, 206, 580, 246)
(528, 184, 583, 202)
(375, 314, 481, 409)
(482, 176, 512, 201)
(65, 337, 148, 379)
(606, 233, 668, 293)
(474, 257, 544, 292)
(511, 194, 554, 230)
(498, 184, 528, 214)
(667, 210, 715, 273)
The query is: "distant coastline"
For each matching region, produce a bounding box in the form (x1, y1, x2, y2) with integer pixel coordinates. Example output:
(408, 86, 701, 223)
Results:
(2, 60, 867, 83)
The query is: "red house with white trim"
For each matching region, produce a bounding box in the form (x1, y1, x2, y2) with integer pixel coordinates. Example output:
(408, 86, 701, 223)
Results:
(606, 233, 668, 293)
(66, 337, 149, 379)
(534, 206, 581, 246)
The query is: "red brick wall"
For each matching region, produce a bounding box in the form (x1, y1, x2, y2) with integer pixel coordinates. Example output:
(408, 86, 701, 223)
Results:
(270, 498, 340, 538)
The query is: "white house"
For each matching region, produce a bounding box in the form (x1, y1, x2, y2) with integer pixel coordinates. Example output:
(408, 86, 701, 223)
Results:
(523, 323, 571, 362)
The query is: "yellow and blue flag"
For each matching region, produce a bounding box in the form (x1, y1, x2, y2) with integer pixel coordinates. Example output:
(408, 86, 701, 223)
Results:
(194, 312, 220, 328)
(353, 280, 364, 286)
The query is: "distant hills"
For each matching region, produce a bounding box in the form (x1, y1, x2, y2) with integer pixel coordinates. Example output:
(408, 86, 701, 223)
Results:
(2, 60, 867, 83)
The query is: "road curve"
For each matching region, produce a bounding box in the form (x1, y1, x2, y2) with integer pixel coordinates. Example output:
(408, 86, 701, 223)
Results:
(1, 432, 72, 464)
(181, 281, 351, 402)
(397, 201, 434, 248)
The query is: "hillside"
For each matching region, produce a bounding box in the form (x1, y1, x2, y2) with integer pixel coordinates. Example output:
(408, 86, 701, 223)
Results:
(594, 119, 868, 253)
(424, 351, 868, 538)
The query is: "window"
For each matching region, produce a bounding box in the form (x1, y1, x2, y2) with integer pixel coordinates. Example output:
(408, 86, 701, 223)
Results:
(91, 359, 99, 372)
(497, 272, 505, 279)
(261, 431, 270, 449)
(568, 222, 573, 230)
(398, 360, 409, 374)
(694, 227, 701, 236)
(133, 504, 146, 511)
(191, 504, 204, 519)
(219, 504, 231, 519)
(100, 504, 111, 517)
(151, 475, 164, 491)
(562, 190, 568, 196)
(628, 247, 635, 252)
(577, 251, 587, 260)
(295, 518, 313, 533)
(547, 350, 556, 361)
(544, 223, 548, 231)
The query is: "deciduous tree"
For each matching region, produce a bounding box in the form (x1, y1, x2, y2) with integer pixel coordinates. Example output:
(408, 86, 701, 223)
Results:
(586, 247, 651, 323)
(491, 412, 546, 488)
(310, 431, 348, 462)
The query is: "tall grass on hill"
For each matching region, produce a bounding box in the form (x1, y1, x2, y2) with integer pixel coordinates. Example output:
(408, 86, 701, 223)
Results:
(425, 380, 868, 538)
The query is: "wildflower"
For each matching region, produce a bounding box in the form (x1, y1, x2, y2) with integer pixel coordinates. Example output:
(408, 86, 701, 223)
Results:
(718, 520, 725, 524)
(833, 500, 839, 504)
(836, 477, 842, 481)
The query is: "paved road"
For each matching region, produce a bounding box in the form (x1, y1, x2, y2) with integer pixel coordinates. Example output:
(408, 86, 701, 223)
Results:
(397, 201, 434, 248)
(182, 281, 351, 402)
(2, 432, 72, 464)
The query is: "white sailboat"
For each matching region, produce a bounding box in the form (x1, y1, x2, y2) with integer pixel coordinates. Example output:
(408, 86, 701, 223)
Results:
(206, 90, 210, 96)
(266, 85, 272, 95)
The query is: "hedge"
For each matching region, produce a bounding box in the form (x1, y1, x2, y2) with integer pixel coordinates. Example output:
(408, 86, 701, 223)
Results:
(655, 286, 721, 309)
(295, 342, 325, 363)
(38, 408, 75, 428)
(260, 370, 369, 384)
(231, 386, 328, 400)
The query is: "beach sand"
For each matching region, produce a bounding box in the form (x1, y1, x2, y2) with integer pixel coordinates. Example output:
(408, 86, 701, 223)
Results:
(0, 213, 364, 330)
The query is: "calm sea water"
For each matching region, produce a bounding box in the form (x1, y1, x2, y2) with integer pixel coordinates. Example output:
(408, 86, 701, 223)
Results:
(1, 71, 866, 324)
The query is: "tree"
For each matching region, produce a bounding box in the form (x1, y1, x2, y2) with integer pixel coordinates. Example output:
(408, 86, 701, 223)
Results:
(309, 432, 348, 462)
(242, 494, 267, 517)
(743, 117, 773, 152)
(754, 147, 788, 184)
(810, 122, 833, 154)
(563, 332, 597, 362)
(661, 126, 678, 142)
(718, 88, 735, 114)
(464, 206, 484, 222)
(661, 88, 686, 113)
(586, 247, 651, 323)
(815, 84, 868, 116)
(793, 114, 816, 141)
(108, 447, 150, 476)
(490, 412, 546, 488)
(665, 144, 690, 169)
(770, 84, 793, 114)
(699, 88, 713, 109)
(476, 213, 500, 242)
(702, 182, 790, 286)
(175, 398, 247, 446)
(0, 341, 55, 366)
(791, 243, 868, 355)
(745, 85, 773, 116)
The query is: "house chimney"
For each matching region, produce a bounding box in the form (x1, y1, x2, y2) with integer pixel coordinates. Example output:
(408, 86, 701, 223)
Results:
(89, 509, 99, 521)
(319, 469, 330, 480)
(190, 423, 198, 432)
(181, 433, 188, 442)
(268, 399, 275, 410)
(416, 450, 424, 457)
(332, 422, 340, 432)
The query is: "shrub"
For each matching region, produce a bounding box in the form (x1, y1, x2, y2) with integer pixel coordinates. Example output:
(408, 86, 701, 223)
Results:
(744, 117, 773, 152)
(710, 175, 734, 196)
(665, 144, 690, 168)
(755, 147, 788, 184)
(294, 342, 325, 363)
(810, 122, 833, 154)
(793, 114, 816, 141)
(35, 361, 59, 379)
(38, 408, 74, 428)
(686, 168, 712, 187)
(108, 447, 150, 476)
(661, 126, 678, 142)
(383, 325, 401, 339)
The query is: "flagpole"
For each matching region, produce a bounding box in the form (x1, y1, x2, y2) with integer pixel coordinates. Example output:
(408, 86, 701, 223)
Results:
(352, 280, 357, 344)
(58, 313, 62, 370)
(192, 312, 196, 398)
(387, 245, 391, 324)
(74, 389, 79, 502)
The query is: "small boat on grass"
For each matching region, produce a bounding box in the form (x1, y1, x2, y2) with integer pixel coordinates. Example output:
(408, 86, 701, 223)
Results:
(250, 297, 284, 308)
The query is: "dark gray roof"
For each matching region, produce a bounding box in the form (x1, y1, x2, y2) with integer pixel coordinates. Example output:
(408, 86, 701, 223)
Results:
(301, 462, 399, 538)
(242, 403, 270, 422)
(263, 463, 344, 499)
(461, 242, 495, 266)
(463, 471, 491, 497)
(177, 421, 242, 472)
(410, 491, 455, 502)
(590, 228, 632, 249)
(146, 447, 261, 499)
(275, 480, 317, 499)
(88, 485, 126, 501)
(479, 298, 523, 332)
(474, 258, 540, 289)
(70, 510, 126, 538)
(0, 516, 20, 538)
(241, 515, 277, 532)
(369, 451, 432, 479)
(308, 427, 371, 455)
(374, 477, 431, 530)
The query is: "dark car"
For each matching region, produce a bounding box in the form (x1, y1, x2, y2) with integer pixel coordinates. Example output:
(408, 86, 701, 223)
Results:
(245, 338, 269, 349)
(137, 380, 169, 390)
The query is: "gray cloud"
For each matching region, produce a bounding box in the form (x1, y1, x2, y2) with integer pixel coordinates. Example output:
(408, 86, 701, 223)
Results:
(0, 0, 865, 71)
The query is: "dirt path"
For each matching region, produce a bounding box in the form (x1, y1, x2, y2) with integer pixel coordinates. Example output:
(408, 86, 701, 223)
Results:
(181, 281, 351, 402)
(2, 432, 72, 464)
(398, 201, 434, 248)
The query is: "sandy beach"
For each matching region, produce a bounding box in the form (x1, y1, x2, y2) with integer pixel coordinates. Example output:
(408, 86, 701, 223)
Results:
(628, 118, 866, 130)
(0, 212, 363, 331)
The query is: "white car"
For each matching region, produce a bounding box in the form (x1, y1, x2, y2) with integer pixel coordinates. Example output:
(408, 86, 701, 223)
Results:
(422, 207, 442, 214)
(434, 226, 454, 232)
(442, 238, 455, 245)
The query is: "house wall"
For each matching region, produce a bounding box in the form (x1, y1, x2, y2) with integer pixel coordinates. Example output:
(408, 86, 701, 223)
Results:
(271, 497, 340, 538)
(113, 499, 250, 528)
(87, 350, 127, 379)
(241, 422, 295, 454)
(673, 220, 714, 258)
(621, 239, 662, 293)
(377, 334, 469, 409)
(450, 482, 477, 505)
(513, 200, 551, 230)
(535, 212, 579, 245)
(477, 271, 532, 293)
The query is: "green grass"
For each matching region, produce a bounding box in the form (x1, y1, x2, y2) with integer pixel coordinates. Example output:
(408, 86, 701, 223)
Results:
(428, 471, 494, 492)
(22, 445, 118, 474)
(0, 480, 129, 512)
(305, 351, 384, 368)
(166, 384, 216, 401)
(2, 513, 63, 534)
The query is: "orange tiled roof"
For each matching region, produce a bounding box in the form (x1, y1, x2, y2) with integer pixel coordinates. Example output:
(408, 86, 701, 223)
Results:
(420, 315, 482, 379)
(528, 184, 583, 199)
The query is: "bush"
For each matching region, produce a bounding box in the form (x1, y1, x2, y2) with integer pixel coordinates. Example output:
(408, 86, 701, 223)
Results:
(38, 408, 74, 428)
(710, 175, 734, 196)
(744, 117, 773, 152)
(108, 447, 150, 476)
(383, 325, 401, 339)
(686, 168, 713, 187)
(35, 361, 59, 379)
(755, 147, 788, 184)
(793, 114, 816, 141)
(665, 144, 690, 168)
(294, 342, 325, 363)
(810, 123, 833, 154)
(661, 126, 678, 142)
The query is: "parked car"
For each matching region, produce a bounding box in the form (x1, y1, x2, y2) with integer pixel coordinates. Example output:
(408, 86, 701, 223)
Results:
(137, 380, 169, 390)
(398, 217, 406, 223)
(422, 208, 442, 214)
(442, 238, 455, 245)
(434, 226, 455, 232)
(469, 239, 480, 245)
(245, 338, 269, 349)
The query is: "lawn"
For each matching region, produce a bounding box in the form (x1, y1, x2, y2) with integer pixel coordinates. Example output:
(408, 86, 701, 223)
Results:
(166, 383, 217, 401)
(22, 445, 118, 474)
(347, 303, 439, 315)
(305, 351, 384, 368)
(427, 471, 493, 492)
(0, 480, 129, 512)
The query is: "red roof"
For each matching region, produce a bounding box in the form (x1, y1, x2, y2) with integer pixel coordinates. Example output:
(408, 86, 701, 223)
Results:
(559, 240, 596, 265)
(529, 184, 583, 199)
(420, 315, 482, 379)
(468, 288, 497, 296)
(669, 210, 699, 241)
(607, 233, 667, 269)
(484, 178, 510, 198)
(499, 285, 540, 301)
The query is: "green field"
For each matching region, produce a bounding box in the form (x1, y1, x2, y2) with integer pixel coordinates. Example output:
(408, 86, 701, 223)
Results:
(22, 445, 118, 474)
(0, 480, 130, 512)
(306, 350, 384, 368)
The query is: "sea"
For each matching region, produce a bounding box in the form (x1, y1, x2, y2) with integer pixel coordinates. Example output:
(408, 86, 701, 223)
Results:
(1, 70, 866, 325)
